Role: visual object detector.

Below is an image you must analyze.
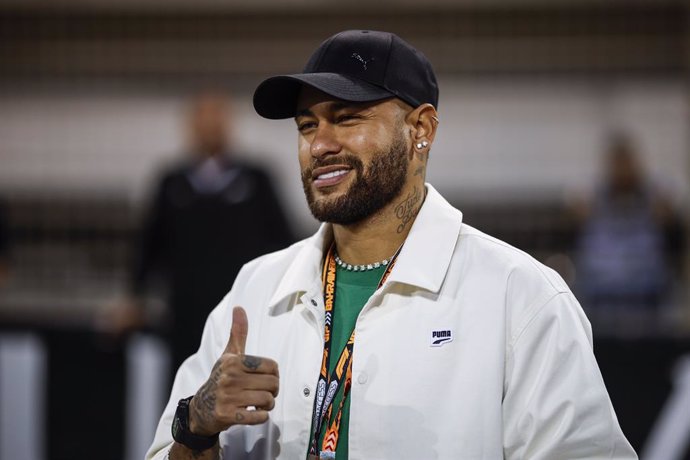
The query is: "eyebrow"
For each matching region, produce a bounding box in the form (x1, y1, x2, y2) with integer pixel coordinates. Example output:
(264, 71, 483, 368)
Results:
(295, 108, 314, 119)
(295, 101, 367, 119)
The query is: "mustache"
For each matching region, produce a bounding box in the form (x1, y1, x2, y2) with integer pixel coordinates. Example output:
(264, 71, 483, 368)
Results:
(301, 154, 364, 182)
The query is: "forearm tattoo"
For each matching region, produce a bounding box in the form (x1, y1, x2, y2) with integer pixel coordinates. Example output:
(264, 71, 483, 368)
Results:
(395, 186, 423, 233)
(192, 445, 219, 460)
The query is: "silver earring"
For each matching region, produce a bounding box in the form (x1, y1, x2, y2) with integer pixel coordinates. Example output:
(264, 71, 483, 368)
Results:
(415, 142, 423, 149)
(422, 140, 429, 148)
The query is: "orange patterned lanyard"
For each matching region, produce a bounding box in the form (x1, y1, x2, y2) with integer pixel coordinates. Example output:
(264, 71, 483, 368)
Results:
(308, 243, 399, 459)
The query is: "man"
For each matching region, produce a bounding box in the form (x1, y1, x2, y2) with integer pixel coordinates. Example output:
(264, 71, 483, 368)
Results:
(0, 198, 9, 287)
(113, 92, 293, 377)
(148, 30, 636, 460)
(574, 134, 683, 318)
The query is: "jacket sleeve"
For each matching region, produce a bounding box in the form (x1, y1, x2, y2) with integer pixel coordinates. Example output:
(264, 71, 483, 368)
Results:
(0, 199, 9, 261)
(145, 292, 233, 460)
(254, 169, 294, 250)
(502, 292, 637, 460)
(130, 175, 171, 296)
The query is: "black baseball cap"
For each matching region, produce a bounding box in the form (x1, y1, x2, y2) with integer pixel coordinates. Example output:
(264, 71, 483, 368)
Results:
(253, 30, 438, 120)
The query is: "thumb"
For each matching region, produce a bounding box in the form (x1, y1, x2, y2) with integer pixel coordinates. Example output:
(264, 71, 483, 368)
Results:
(225, 306, 248, 355)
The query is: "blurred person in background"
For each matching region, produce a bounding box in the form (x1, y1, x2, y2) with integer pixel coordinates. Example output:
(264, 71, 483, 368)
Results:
(110, 91, 293, 379)
(573, 133, 685, 325)
(0, 198, 9, 287)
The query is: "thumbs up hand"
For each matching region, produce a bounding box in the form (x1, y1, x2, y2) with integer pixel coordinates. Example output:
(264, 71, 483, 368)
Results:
(188, 306, 280, 437)
(226, 304, 249, 355)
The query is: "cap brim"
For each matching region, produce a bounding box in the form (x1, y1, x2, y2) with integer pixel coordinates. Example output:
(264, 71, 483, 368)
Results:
(253, 73, 395, 120)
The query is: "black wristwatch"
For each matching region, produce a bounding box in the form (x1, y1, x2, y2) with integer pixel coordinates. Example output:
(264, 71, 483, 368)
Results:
(172, 396, 219, 451)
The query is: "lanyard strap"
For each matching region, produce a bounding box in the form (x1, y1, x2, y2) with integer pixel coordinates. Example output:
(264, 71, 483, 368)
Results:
(309, 243, 400, 457)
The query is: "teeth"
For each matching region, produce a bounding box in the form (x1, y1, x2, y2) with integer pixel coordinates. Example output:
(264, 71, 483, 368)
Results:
(316, 170, 349, 180)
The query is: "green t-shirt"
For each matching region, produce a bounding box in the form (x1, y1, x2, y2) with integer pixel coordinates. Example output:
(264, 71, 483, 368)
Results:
(309, 264, 387, 459)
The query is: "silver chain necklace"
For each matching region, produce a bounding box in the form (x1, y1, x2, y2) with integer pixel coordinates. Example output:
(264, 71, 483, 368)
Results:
(334, 252, 391, 272)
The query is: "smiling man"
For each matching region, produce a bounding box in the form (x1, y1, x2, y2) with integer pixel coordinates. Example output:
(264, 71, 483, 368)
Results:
(147, 30, 636, 460)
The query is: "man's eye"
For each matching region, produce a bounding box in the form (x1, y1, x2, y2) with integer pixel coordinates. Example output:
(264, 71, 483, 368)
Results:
(298, 122, 317, 132)
(336, 114, 360, 124)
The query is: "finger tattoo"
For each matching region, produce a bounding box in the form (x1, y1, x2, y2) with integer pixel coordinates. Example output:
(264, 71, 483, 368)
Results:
(242, 355, 262, 371)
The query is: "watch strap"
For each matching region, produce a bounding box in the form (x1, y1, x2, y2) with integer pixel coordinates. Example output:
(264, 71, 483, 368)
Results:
(172, 396, 219, 452)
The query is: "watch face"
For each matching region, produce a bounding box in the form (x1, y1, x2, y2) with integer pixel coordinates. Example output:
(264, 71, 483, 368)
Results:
(172, 416, 181, 438)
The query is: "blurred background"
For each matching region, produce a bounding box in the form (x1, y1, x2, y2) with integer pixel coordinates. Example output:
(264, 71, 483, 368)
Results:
(0, 0, 689, 459)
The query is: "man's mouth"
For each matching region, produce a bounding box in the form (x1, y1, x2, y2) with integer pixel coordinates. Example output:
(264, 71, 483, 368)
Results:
(312, 165, 352, 188)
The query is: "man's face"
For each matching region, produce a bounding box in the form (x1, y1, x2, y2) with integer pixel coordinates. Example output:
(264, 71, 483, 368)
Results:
(295, 88, 411, 225)
(190, 94, 229, 156)
(608, 146, 641, 193)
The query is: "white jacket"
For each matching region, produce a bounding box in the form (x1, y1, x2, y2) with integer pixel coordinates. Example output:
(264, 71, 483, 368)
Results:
(147, 184, 637, 460)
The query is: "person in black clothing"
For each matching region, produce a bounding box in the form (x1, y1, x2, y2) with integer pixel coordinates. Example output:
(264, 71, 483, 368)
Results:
(0, 199, 9, 287)
(572, 134, 685, 327)
(114, 92, 293, 378)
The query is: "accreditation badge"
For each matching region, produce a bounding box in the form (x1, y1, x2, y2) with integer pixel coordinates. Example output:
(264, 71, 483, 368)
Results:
(307, 452, 336, 460)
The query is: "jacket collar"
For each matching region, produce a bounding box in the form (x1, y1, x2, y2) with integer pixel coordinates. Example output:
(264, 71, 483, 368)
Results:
(268, 184, 463, 310)
(385, 184, 463, 291)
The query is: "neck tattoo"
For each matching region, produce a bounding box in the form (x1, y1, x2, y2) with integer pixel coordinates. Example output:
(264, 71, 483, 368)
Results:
(394, 185, 423, 234)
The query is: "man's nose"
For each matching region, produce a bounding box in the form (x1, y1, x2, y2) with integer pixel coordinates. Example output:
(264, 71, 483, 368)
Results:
(310, 123, 342, 159)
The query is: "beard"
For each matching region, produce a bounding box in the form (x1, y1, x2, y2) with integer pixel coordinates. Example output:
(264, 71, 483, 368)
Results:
(301, 129, 410, 225)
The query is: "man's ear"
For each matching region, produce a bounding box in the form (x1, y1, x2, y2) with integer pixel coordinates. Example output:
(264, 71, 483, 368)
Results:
(405, 103, 439, 151)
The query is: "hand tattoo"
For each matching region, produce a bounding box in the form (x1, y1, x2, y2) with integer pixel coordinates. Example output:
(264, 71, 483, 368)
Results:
(190, 361, 221, 433)
(395, 186, 423, 233)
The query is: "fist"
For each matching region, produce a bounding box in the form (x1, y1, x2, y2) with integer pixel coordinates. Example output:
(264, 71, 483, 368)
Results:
(188, 306, 280, 436)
